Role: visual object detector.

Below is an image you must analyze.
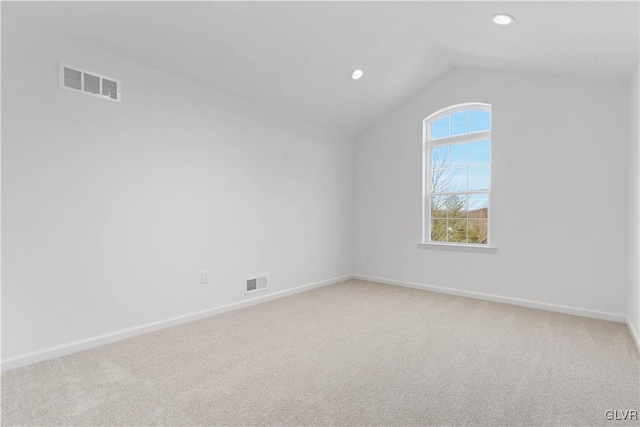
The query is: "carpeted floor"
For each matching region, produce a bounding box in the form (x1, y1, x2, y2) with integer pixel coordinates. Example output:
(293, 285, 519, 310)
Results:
(2, 279, 639, 426)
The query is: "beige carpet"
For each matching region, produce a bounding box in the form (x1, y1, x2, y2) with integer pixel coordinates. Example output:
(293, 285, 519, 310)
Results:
(2, 279, 639, 426)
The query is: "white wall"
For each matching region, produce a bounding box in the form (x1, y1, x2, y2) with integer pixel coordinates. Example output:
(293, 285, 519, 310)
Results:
(1, 14, 353, 361)
(629, 61, 640, 342)
(354, 68, 630, 317)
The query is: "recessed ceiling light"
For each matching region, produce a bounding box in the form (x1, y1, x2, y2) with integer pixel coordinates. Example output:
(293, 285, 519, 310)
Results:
(351, 69, 363, 80)
(492, 14, 514, 25)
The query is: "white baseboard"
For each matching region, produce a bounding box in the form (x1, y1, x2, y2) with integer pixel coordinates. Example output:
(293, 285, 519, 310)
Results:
(353, 274, 627, 323)
(627, 317, 640, 354)
(4, 273, 634, 370)
(1, 274, 353, 372)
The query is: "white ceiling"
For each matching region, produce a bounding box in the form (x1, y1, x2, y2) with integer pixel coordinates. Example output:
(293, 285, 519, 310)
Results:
(4, 1, 639, 136)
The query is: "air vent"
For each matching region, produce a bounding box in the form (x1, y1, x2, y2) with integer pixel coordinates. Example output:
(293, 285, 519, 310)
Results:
(102, 79, 118, 100)
(59, 63, 121, 103)
(245, 274, 268, 295)
(83, 73, 100, 94)
(64, 67, 81, 90)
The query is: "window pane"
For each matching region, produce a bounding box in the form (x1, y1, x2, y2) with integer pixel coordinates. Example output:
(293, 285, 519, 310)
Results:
(431, 219, 447, 242)
(430, 116, 449, 139)
(470, 109, 490, 132)
(469, 167, 490, 191)
(446, 194, 467, 219)
(449, 143, 468, 168)
(468, 194, 489, 219)
(430, 195, 448, 218)
(448, 218, 468, 243)
(449, 168, 468, 192)
(468, 219, 488, 244)
(430, 146, 448, 169)
(469, 140, 490, 165)
(449, 111, 469, 136)
(430, 168, 449, 193)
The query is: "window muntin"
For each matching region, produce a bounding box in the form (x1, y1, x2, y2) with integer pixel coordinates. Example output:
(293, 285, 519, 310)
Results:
(424, 104, 491, 245)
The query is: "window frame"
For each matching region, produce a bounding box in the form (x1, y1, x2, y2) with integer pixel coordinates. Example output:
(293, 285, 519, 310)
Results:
(422, 102, 492, 247)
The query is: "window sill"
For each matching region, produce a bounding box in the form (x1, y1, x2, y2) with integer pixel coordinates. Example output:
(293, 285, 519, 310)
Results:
(417, 242, 497, 252)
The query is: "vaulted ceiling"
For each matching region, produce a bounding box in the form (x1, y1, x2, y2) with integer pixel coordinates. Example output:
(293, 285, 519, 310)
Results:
(4, 1, 639, 136)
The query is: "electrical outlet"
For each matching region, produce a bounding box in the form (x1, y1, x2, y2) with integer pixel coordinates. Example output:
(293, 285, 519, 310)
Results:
(201, 271, 209, 284)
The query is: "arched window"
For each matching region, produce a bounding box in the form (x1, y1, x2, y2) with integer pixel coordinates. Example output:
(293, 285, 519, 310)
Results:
(423, 103, 491, 245)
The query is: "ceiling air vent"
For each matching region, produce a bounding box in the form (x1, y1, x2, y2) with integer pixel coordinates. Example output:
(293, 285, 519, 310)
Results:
(102, 78, 118, 100)
(64, 67, 81, 90)
(83, 73, 100, 95)
(59, 63, 121, 103)
(245, 274, 268, 295)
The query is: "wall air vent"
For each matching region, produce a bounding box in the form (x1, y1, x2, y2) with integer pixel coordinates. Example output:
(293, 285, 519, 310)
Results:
(245, 274, 268, 295)
(59, 63, 121, 103)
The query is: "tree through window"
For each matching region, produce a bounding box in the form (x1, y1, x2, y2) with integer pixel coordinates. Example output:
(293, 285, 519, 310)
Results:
(423, 103, 491, 245)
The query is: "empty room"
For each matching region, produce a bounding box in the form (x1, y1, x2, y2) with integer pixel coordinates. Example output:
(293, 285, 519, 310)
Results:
(2, 1, 639, 426)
